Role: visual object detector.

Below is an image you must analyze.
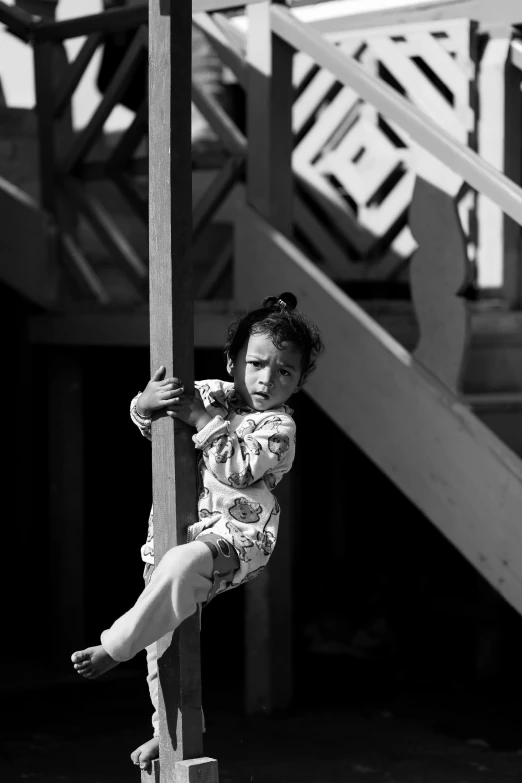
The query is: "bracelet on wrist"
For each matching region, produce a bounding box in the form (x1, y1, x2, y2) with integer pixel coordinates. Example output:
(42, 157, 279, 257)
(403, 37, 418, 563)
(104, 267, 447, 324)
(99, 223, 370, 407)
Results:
(134, 400, 151, 421)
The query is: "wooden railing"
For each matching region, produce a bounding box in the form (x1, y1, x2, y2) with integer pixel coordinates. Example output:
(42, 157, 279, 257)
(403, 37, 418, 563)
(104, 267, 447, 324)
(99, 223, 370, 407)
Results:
(2, 0, 522, 308)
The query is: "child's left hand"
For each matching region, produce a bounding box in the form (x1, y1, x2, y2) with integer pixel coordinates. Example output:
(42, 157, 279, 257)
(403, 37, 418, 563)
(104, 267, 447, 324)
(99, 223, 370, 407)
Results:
(166, 391, 212, 431)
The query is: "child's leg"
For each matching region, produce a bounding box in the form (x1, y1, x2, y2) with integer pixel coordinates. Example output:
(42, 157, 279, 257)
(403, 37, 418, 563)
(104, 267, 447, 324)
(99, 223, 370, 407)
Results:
(146, 642, 160, 739)
(129, 641, 160, 770)
(72, 541, 214, 677)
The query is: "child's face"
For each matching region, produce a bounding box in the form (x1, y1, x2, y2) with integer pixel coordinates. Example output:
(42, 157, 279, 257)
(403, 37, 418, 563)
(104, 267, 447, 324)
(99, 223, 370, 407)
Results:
(227, 332, 303, 412)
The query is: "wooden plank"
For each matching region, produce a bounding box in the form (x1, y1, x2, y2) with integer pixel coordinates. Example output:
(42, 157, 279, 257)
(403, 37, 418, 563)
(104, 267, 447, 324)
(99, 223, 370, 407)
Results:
(191, 81, 247, 156)
(61, 232, 111, 305)
(270, 5, 522, 229)
(292, 0, 522, 35)
(61, 26, 147, 174)
(247, 0, 294, 234)
(235, 204, 522, 616)
(193, 157, 245, 240)
(192, 13, 248, 89)
(107, 99, 148, 171)
(53, 32, 104, 119)
(76, 157, 148, 181)
(244, 473, 294, 714)
(210, 12, 247, 55)
(34, 40, 58, 216)
(63, 177, 148, 288)
(0, 0, 34, 40)
(48, 350, 85, 659)
(243, 0, 295, 717)
(149, 0, 217, 777)
(112, 171, 148, 224)
(477, 32, 522, 304)
(193, 0, 264, 11)
(32, 3, 148, 42)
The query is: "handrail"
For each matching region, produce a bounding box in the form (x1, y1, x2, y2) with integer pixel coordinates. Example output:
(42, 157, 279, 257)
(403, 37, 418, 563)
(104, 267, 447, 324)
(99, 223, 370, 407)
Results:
(32, 5, 147, 42)
(0, 1, 34, 41)
(271, 4, 522, 228)
(193, 0, 265, 11)
(291, 0, 522, 35)
(0, 1, 148, 43)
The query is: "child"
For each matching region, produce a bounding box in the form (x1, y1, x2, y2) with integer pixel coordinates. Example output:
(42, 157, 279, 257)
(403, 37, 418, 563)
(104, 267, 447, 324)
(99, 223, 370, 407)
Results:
(71, 292, 323, 769)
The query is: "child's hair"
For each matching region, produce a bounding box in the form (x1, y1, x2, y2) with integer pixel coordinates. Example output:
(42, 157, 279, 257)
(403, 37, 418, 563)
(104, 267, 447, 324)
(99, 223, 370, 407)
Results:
(224, 292, 324, 386)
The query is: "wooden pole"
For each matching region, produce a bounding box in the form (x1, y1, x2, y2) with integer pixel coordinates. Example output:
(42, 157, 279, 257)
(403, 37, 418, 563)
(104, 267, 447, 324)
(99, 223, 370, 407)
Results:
(243, 0, 296, 715)
(148, 1, 218, 780)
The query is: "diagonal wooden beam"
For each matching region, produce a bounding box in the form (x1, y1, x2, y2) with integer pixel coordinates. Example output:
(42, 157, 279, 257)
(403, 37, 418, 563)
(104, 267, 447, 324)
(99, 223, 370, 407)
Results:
(62, 176, 148, 290)
(191, 80, 247, 156)
(107, 99, 148, 172)
(32, 3, 148, 41)
(193, 156, 244, 240)
(53, 32, 104, 119)
(61, 25, 147, 174)
(192, 13, 248, 88)
(61, 232, 111, 305)
(112, 171, 148, 224)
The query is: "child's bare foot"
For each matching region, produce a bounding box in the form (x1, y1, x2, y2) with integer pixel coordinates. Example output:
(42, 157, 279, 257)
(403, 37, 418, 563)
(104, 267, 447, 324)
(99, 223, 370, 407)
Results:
(71, 645, 119, 679)
(131, 737, 159, 771)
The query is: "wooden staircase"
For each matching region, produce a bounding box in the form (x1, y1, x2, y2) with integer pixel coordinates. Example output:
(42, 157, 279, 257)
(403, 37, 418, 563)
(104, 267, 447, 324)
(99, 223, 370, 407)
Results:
(236, 205, 522, 614)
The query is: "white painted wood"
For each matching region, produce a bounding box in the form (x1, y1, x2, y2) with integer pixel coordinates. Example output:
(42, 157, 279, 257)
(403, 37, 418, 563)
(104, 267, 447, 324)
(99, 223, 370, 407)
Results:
(193, 0, 263, 12)
(292, 0, 522, 35)
(235, 204, 522, 614)
(271, 5, 522, 229)
(477, 31, 522, 301)
(476, 34, 512, 290)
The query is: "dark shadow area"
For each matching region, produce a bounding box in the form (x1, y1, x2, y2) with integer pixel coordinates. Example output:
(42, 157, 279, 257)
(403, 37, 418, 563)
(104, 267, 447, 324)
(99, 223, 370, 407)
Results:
(3, 310, 522, 781)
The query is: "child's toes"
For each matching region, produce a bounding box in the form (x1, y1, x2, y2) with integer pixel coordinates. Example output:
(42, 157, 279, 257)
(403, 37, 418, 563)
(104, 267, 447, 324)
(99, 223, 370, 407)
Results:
(71, 650, 89, 664)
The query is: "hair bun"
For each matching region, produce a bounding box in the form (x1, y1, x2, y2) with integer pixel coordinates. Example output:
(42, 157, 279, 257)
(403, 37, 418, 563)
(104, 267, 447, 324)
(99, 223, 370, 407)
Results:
(263, 292, 298, 312)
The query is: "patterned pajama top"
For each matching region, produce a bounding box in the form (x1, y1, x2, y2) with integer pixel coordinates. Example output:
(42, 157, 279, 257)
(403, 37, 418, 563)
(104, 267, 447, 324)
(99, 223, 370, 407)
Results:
(130, 379, 296, 589)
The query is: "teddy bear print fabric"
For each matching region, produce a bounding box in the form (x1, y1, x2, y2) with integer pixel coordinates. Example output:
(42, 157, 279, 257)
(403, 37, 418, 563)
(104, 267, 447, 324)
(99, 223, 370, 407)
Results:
(130, 379, 296, 590)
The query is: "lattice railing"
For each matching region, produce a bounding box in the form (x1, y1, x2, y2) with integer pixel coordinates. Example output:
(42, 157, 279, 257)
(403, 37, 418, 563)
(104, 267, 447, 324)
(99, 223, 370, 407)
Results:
(0, 1, 245, 306)
(291, 21, 478, 283)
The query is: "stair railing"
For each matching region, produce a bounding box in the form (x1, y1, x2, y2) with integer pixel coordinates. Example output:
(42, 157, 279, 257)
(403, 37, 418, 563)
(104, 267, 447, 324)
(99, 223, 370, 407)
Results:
(239, 1, 522, 393)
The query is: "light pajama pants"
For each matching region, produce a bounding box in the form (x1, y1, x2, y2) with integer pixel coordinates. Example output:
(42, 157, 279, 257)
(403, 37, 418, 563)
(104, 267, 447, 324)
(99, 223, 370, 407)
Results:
(101, 537, 240, 738)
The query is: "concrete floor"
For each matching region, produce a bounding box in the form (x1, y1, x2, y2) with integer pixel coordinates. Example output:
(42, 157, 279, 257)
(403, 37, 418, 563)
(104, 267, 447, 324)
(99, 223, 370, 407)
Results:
(2, 660, 522, 783)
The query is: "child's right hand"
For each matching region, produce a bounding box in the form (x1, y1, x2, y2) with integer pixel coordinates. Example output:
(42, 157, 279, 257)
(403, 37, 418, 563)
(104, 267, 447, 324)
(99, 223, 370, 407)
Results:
(136, 366, 184, 418)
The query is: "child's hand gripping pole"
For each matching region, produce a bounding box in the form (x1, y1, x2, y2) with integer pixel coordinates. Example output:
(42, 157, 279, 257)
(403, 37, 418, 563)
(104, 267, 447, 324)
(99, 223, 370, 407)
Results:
(136, 366, 185, 419)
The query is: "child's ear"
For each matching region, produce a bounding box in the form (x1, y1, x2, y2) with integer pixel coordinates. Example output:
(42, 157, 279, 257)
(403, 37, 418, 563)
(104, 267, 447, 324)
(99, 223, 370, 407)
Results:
(226, 355, 234, 376)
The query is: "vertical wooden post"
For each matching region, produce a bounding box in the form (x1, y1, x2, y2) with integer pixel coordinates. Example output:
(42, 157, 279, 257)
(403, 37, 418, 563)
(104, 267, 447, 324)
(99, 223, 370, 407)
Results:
(48, 349, 85, 659)
(476, 26, 522, 305)
(244, 475, 295, 714)
(33, 2, 75, 262)
(243, 1, 296, 715)
(246, 0, 294, 235)
(148, 1, 218, 781)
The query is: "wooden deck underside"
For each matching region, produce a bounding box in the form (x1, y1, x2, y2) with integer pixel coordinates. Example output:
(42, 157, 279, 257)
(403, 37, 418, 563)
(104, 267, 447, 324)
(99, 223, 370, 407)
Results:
(29, 299, 522, 397)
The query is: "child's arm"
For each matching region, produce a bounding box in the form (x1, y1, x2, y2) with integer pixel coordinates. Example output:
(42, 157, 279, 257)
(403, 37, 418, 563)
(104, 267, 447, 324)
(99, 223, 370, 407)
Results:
(130, 366, 186, 440)
(192, 414, 296, 487)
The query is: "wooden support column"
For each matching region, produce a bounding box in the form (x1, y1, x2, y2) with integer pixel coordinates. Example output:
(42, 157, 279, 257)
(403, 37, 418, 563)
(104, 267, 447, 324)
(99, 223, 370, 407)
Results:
(246, 0, 294, 234)
(48, 349, 85, 659)
(477, 26, 522, 304)
(243, 2, 296, 715)
(245, 474, 295, 714)
(148, 2, 218, 781)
